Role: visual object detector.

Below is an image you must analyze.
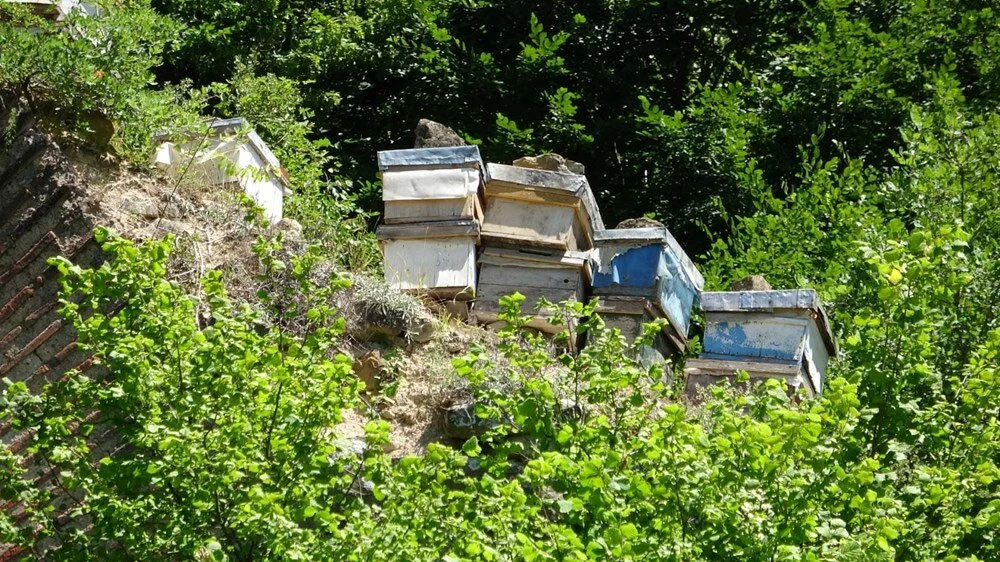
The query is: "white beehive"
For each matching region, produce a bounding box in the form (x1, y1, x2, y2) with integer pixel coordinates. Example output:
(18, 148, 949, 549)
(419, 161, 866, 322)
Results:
(376, 219, 479, 300)
(684, 289, 838, 397)
(481, 164, 603, 251)
(377, 146, 486, 224)
(153, 118, 290, 221)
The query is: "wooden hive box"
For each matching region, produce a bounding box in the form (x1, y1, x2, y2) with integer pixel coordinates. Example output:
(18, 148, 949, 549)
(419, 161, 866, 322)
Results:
(153, 118, 291, 221)
(596, 296, 677, 366)
(376, 219, 480, 300)
(377, 146, 486, 224)
(685, 289, 838, 396)
(473, 246, 592, 333)
(592, 227, 705, 352)
(481, 164, 604, 251)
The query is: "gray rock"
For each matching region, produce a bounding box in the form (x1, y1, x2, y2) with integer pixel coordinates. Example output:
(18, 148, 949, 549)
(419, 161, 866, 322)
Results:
(730, 275, 773, 292)
(616, 217, 664, 229)
(276, 218, 304, 243)
(122, 198, 160, 219)
(442, 402, 497, 440)
(407, 318, 435, 344)
(414, 119, 466, 148)
(159, 194, 191, 219)
(513, 153, 585, 175)
(155, 219, 194, 236)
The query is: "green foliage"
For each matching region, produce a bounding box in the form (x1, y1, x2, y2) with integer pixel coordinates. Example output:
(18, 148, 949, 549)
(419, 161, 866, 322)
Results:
(0, 0, 203, 159)
(0, 229, 370, 559)
(4, 241, 997, 559)
(3, 0, 1000, 559)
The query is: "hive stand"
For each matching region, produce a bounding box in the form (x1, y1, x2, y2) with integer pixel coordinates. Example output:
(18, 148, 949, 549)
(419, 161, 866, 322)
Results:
(685, 289, 838, 397)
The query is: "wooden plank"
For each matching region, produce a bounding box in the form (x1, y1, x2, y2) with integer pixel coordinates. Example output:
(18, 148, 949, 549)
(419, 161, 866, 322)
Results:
(479, 246, 589, 268)
(483, 182, 583, 207)
(478, 263, 580, 290)
(376, 220, 479, 240)
(684, 357, 801, 377)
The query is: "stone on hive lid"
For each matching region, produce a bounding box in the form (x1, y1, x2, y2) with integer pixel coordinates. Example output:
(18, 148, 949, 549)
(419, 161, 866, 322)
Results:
(513, 153, 585, 175)
(414, 119, 466, 148)
(730, 275, 772, 292)
(482, 163, 604, 251)
(616, 217, 664, 229)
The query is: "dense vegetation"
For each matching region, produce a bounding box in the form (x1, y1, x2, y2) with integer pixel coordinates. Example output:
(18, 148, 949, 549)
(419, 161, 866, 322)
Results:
(2, 0, 1000, 560)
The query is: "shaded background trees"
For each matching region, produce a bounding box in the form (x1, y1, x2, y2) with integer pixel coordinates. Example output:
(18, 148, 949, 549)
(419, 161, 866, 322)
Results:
(151, 0, 999, 251)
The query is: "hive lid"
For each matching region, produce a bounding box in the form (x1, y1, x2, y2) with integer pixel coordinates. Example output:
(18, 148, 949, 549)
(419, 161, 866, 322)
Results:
(485, 163, 605, 232)
(377, 146, 485, 172)
(700, 289, 837, 356)
(594, 227, 705, 290)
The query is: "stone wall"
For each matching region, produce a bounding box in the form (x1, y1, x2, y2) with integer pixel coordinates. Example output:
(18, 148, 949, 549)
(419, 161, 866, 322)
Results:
(0, 108, 105, 561)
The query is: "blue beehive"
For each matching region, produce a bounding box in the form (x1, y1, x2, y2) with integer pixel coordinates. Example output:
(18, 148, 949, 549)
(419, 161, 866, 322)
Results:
(685, 289, 838, 396)
(592, 227, 705, 352)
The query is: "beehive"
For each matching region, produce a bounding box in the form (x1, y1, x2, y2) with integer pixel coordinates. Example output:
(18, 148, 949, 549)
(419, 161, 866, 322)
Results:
(481, 164, 603, 251)
(376, 219, 479, 300)
(592, 227, 704, 352)
(595, 296, 677, 365)
(685, 289, 838, 396)
(473, 246, 591, 333)
(153, 118, 290, 221)
(377, 146, 486, 224)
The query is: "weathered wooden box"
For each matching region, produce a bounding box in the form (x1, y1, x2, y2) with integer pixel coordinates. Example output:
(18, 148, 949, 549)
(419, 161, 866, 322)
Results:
(473, 247, 591, 333)
(684, 358, 813, 398)
(685, 289, 838, 396)
(481, 164, 604, 251)
(596, 296, 678, 365)
(153, 118, 290, 221)
(592, 227, 704, 350)
(376, 219, 479, 300)
(377, 146, 486, 224)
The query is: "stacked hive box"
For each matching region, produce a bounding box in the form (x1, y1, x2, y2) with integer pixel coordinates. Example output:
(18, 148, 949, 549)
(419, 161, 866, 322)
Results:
(375, 146, 486, 300)
(474, 163, 603, 333)
(684, 289, 838, 397)
(591, 227, 704, 363)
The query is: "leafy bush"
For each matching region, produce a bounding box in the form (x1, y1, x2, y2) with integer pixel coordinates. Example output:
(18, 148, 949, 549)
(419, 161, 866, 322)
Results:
(2, 227, 998, 560)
